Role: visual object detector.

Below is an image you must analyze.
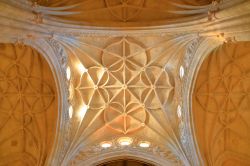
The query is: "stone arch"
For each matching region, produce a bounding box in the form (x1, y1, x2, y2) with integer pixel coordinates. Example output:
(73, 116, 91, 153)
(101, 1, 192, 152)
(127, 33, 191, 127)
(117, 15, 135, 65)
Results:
(76, 150, 174, 166)
(97, 159, 154, 166)
(23, 39, 70, 165)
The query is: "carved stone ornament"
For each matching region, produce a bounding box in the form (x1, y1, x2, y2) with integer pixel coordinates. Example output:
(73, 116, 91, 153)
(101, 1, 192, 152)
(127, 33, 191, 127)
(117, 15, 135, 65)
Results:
(0, 0, 250, 166)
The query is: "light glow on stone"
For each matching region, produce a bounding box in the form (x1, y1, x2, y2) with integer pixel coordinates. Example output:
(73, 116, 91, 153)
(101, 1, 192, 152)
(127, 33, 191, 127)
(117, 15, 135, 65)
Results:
(179, 66, 185, 78)
(78, 104, 88, 120)
(66, 66, 71, 80)
(118, 137, 133, 146)
(69, 106, 73, 119)
(78, 63, 88, 74)
(139, 141, 150, 148)
(177, 105, 182, 118)
(100, 141, 112, 148)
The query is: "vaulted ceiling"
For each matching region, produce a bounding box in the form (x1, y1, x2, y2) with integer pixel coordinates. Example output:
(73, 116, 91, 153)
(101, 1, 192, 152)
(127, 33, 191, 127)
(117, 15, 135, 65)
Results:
(32, 0, 213, 27)
(193, 42, 250, 165)
(64, 30, 182, 166)
(0, 43, 58, 165)
(0, 0, 250, 166)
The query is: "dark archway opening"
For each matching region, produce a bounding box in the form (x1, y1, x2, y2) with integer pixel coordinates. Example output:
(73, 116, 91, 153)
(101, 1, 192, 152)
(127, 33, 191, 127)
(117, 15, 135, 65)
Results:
(97, 159, 155, 166)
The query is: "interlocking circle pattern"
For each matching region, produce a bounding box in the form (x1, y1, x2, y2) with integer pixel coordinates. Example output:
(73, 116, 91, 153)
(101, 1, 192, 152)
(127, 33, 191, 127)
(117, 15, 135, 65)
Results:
(76, 37, 173, 134)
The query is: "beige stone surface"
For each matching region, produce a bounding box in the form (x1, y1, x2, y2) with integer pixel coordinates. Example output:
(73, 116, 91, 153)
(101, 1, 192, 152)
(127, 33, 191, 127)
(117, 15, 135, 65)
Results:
(0, 0, 250, 165)
(70, 36, 174, 134)
(66, 35, 181, 166)
(0, 44, 58, 165)
(34, 0, 212, 27)
(193, 42, 250, 166)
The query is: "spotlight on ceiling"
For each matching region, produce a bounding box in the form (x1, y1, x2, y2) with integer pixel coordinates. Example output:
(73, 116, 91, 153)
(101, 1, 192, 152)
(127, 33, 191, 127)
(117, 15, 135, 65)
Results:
(139, 141, 151, 148)
(100, 141, 112, 148)
(78, 104, 88, 120)
(118, 137, 133, 146)
(77, 63, 88, 74)
(66, 66, 71, 80)
(68, 105, 73, 119)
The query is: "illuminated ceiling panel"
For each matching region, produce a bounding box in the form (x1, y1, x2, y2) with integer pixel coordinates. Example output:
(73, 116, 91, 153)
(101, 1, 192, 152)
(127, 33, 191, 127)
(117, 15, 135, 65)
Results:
(73, 37, 173, 134)
(64, 35, 181, 164)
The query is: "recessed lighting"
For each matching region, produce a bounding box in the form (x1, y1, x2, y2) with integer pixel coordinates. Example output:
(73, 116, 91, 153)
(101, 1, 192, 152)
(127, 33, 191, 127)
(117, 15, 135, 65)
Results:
(68, 106, 73, 119)
(77, 63, 88, 74)
(139, 141, 150, 148)
(78, 105, 88, 120)
(179, 66, 185, 78)
(66, 66, 71, 80)
(118, 137, 133, 146)
(100, 141, 112, 148)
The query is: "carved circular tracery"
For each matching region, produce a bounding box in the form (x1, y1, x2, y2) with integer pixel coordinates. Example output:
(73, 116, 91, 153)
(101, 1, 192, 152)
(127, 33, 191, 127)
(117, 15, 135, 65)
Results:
(76, 37, 173, 134)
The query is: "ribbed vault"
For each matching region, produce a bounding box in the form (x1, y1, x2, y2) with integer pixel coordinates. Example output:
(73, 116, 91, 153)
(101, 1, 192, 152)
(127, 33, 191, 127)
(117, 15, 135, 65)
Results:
(193, 42, 250, 165)
(0, 43, 58, 165)
(64, 35, 183, 165)
(31, 0, 214, 27)
(0, 0, 250, 166)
